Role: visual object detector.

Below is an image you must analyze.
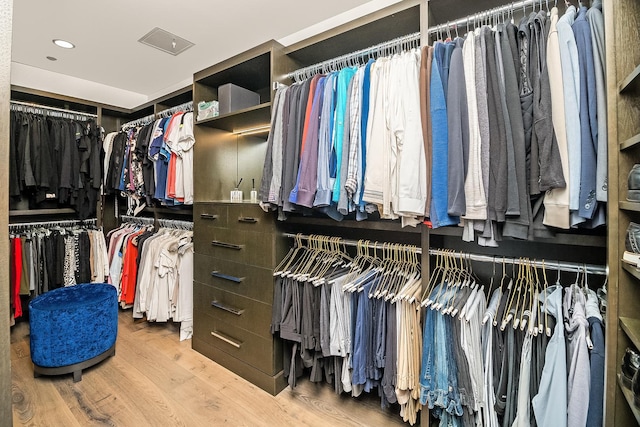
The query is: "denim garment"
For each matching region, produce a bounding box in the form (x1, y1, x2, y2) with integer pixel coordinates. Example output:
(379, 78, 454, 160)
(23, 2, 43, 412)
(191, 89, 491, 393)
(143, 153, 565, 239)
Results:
(351, 278, 376, 387)
(420, 284, 464, 418)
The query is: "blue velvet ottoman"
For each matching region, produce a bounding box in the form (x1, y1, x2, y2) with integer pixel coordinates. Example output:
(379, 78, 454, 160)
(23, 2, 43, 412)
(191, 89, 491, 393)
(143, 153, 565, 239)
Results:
(29, 283, 118, 382)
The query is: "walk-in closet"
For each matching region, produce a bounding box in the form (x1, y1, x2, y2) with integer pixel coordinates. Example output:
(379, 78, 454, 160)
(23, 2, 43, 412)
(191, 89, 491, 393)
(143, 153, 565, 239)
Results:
(2, 0, 637, 425)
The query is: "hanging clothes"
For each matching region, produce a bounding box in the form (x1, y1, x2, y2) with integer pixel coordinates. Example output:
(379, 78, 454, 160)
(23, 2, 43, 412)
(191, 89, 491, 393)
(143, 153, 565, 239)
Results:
(9, 110, 103, 218)
(271, 238, 423, 425)
(8, 221, 109, 320)
(107, 220, 194, 340)
(104, 110, 195, 214)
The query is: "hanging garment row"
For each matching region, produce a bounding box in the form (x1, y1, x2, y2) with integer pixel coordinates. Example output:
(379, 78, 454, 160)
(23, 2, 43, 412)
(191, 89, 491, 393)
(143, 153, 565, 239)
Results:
(103, 109, 195, 216)
(272, 236, 424, 425)
(259, 1, 606, 247)
(8, 219, 108, 321)
(9, 105, 103, 219)
(270, 235, 606, 426)
(420, 252, 605, 427)
(106, 218, 194, 340)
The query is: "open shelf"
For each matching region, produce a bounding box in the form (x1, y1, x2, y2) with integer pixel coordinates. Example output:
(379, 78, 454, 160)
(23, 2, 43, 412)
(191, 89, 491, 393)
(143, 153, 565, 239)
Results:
(621, 132, 640, 150)
(9, 208, 76, 217)
(622, 262, 640, 281)
(620, 201, 640, 212)
(621, 317, 640, 350)
(617, 374, 640, 424)
(428, 226, 607, 247)
(195, 102, 271, 132)
(619, 64, 640, 94)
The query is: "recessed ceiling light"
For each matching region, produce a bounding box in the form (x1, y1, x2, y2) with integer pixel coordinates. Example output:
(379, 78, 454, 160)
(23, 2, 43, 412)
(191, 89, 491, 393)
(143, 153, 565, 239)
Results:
(46, 56, 57, 61)
(52, 39, 75, 49)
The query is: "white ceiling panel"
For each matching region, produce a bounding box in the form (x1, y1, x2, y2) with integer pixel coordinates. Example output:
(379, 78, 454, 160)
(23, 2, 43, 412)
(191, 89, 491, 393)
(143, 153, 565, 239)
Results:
(11, 0, 393, 107)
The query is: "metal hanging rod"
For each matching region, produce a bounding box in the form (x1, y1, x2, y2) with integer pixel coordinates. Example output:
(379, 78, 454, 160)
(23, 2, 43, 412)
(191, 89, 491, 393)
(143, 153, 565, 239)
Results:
(282, 233, 608, 276)
(120, 215, 155, 225)
(157, 101, 193, 118)
(121, 113, 156, 131)
(158, 218, 193, 230)
(428, 0, 541, 36)
(286, 32, 421, 83)
(9, 218, 97, 230)
(10, 100, 97, 119)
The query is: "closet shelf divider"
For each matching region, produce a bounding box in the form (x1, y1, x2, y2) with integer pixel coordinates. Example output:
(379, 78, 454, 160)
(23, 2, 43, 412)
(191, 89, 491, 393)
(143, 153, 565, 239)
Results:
(196, 102, 271, 132)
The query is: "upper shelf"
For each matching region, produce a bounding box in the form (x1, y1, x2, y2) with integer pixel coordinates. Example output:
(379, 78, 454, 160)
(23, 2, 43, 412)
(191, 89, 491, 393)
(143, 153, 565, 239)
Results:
(621, 317, 640, 351)
(620, 201, 640, 212)
(622, 262, 640, 281)
(195, 50, 271, 94)
(195, 102, 271, 132)
(620, 133, 640, 150)
(619, 64, 640, 94)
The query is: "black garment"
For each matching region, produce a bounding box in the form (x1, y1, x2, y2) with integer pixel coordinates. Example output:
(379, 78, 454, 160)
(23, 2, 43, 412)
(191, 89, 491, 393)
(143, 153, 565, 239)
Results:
(484, 27, 509, 224)
(9, 112, 20, 197)
(107, 131, 127, 194)
(76, 231, 91, 283)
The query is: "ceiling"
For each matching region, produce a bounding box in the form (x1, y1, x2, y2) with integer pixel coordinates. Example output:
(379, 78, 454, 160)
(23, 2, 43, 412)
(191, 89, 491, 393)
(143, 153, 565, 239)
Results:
(11, 0, 401, 109)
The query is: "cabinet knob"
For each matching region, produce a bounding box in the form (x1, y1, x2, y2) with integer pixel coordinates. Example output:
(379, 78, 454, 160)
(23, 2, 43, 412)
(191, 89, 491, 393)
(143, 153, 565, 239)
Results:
(200, 214, 218, 220)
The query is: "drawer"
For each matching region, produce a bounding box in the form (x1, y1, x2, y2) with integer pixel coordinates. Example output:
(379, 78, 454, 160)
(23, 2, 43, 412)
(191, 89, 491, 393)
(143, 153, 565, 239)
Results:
(194, 203, 228, 228)
(227, 204, 275, 232)
(193, 312, 279, 375)
(194, 253, 275, 304)
(193, 227, 277, 268)
(193, 281, 273, 339)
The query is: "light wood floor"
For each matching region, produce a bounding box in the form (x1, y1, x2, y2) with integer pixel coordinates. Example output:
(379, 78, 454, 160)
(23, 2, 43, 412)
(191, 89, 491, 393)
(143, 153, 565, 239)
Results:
(10, 310, 409, 426)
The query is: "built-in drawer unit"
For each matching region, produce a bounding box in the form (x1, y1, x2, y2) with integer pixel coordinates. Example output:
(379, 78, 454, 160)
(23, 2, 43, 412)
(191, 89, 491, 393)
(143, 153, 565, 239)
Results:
(193, 281, 273, 339)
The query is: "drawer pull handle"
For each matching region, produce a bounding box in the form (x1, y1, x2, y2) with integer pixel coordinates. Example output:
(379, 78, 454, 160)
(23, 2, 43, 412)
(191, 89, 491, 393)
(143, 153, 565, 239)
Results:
(211, 240, 244, 250)
(211, 271, 245, 283)
(200, 214, 219, 220)
(211, 300, 245, 316)
(238, 216, 258, 224)
(211, 331, 242, 348)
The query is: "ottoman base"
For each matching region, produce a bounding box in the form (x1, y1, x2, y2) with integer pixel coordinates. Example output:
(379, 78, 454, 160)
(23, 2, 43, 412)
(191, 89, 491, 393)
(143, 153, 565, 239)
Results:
(33, 343, 116, 382)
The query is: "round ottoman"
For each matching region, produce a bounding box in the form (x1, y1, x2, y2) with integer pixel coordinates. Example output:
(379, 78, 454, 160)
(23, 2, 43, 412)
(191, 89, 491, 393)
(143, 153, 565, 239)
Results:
(29, 283, 118, 382)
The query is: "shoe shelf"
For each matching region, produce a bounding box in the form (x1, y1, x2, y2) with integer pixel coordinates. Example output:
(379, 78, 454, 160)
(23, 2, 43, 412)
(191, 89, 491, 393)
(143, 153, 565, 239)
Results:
(617, 373, 640, 424)
(620, 132, 640, 151)
(620, 201, 640, 212)
(622, 263, 640, 281)
(619, 63, 640, 94)
(621, 317, 640, 350)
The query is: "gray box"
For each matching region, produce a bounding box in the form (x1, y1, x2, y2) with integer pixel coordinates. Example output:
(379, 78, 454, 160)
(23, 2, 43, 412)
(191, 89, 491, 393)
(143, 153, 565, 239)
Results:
(218, 83, 260, 115)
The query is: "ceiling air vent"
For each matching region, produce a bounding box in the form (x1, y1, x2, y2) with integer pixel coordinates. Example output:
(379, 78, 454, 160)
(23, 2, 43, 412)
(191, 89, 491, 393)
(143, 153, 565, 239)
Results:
(138, 27, 194, 56)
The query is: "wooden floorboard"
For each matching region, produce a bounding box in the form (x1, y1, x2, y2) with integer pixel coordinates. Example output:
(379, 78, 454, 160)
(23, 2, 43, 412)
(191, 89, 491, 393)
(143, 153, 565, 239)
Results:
(11, 310, 409, 426)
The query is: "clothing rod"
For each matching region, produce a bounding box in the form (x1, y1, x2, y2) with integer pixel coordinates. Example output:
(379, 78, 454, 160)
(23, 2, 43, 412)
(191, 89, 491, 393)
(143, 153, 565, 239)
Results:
(9, 218, 97, 229)
(286, 32, 421, 81)
(120, 215, 155, 224)
(158, 218, 193, 229)
(121, 113, 156, 130)
(10, 100, 98, 118)
(282, 233, 608, 276)
(427, 0, 540, 35)
(157, 101, 193, 117)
